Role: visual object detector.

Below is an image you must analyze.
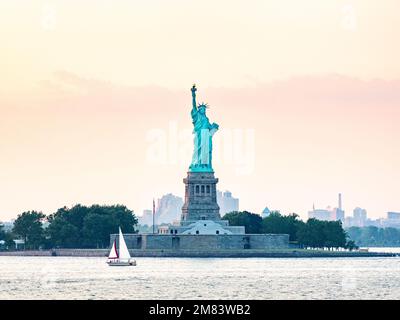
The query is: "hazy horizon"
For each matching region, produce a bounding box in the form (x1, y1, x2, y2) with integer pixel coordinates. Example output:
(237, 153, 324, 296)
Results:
(1, 1, 399, 221)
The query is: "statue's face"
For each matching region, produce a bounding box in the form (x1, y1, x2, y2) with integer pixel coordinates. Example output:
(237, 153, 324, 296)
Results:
(199, 107, 206, 115)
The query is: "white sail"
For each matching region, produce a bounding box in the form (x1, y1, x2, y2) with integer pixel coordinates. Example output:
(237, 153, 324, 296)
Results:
(118, 227, 131, 260)
(108, 239, 118, 259)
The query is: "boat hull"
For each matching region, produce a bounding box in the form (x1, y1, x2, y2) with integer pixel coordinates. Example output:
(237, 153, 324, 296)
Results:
(107, 259, 136, 266)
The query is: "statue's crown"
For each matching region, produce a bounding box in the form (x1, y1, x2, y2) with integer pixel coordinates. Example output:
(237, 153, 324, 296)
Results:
(198, 102, 209, 109)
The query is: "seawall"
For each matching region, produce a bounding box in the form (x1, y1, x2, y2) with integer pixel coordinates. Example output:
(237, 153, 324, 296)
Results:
(110, 233, 290, 250)
(0, 249, 397, 258)
(0, 249, 108, 257)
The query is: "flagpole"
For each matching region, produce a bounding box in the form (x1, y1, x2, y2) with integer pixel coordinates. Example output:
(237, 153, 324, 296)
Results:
(152, 199, 155, 234)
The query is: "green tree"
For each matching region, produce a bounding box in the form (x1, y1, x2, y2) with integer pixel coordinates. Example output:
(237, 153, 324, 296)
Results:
(0, 223, 5, 240)
(0, 223, 15, 250)
(12, 211, 46, 249)
(382, 228, 400, 246)
(323, 220, 347, 250)
(46, 217, 80, 248)
(4, 232, 15, 250)
(345, 240, 358, 251)
(362, 226, 379, 246)
(346, 226, 400, 247)
(346, 227, 363, 245)
(222, 211, 263, 234)
(82, 213, 114, 248)
(297, 218, 326, 249)
(262, 211, 304, 242)
(297, 219, 348, 249)
(47, 204, 138, 248)
(46, 205, 90, 248)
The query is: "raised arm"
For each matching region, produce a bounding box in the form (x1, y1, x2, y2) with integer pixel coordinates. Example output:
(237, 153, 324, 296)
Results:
(191, 84, 197, 110)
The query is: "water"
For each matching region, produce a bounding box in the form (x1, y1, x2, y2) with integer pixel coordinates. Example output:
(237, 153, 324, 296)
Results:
(365, 247, 400, 253)
(0, 252, 399, 299)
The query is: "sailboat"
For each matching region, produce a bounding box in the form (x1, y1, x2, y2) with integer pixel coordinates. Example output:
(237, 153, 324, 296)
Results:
(107, 227, 136, 266)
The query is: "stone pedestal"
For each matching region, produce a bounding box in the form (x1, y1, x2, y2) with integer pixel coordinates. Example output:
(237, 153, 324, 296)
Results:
(181, 171, 220, 222)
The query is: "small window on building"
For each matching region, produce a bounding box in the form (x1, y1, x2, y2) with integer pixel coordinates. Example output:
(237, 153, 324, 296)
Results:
(195, 185, 200, 194)
(206, 185, 210, 193)
(216, 230, 220, 234)
(170, 230, 174, 234)
(201, 185, 205, 193)
(201, 216, 206, 220)
(204, 223, 207, 227)
(196, 230, 199, 234)
(174, 229, 178, 234)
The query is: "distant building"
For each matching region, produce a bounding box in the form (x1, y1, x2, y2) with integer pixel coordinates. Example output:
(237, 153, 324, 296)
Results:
(387, 212, 400, 220)
(138, 209, 153, 226)
(353, 207, 367, 227)
(331, 208, 345, 222)
(138, 194, 184, 226)
(14, 239, 25, 250)
(382, 212, 400, 228)
(156, 193, 183, 224)
(308, 208, 332, 221)
(261, 207, 271, 218)
(366, 218, 384, 228)
(308, 193, 345, 222)
(334, 193, 345, 222)
(344, 216, 354, 228)
(344, 211, 400, 229)
(1, 221, 13, 232)
(217, 190, 239, 216)
(344, 207, 367, 228)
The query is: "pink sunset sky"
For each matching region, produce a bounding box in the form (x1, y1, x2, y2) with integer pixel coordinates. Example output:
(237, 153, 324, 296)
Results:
(1, 0, 400, 221)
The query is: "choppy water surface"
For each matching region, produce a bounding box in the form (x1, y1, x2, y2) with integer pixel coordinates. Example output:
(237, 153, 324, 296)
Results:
(0, 254, 399, 299)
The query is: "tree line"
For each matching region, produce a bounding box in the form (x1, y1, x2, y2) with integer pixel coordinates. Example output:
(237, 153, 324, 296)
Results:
(1, 207, 365, 251)
(0, 204, 137, 250)
(222, 211, 357, 250)
(346, 226, 400, 247)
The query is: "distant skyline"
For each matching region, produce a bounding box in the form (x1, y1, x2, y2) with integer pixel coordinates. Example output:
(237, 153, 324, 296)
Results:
(1, 1, 400, 221)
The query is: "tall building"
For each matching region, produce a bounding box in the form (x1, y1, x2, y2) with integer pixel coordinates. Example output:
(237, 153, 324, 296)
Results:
(217, 190, 239, 216)
(156, 193, 184, 224)
(353, 207, 367, 227)
(387, 212, 400, 220)
(333, 193, 345, 222)
(138, 194, 183, 226)
(343, 211, 400, 229)
(332, 208, 345, 222)
(138, 209, 153, 226)
(308, 193, 345, 222)
(382, 212, 400, 228)
(308, 208, 332, 221)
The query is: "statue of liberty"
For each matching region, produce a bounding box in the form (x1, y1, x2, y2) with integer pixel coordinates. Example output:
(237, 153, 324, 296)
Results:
(189, 84, 219, 172)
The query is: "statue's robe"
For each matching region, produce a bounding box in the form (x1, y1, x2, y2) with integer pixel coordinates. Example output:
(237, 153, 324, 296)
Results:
(190, 108, 216, 170)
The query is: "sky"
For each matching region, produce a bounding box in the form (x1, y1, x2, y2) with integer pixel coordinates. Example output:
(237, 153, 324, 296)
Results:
(1, 0, 400, 221)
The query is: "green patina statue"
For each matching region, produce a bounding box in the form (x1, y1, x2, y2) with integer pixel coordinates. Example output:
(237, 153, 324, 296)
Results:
(189, 84, 219, 172)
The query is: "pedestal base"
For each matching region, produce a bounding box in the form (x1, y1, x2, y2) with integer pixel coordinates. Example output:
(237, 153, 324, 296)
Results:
(181, 172, 220, 221)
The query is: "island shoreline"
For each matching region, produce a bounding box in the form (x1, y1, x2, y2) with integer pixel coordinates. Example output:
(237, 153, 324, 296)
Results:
(0, 249, 397, 258)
